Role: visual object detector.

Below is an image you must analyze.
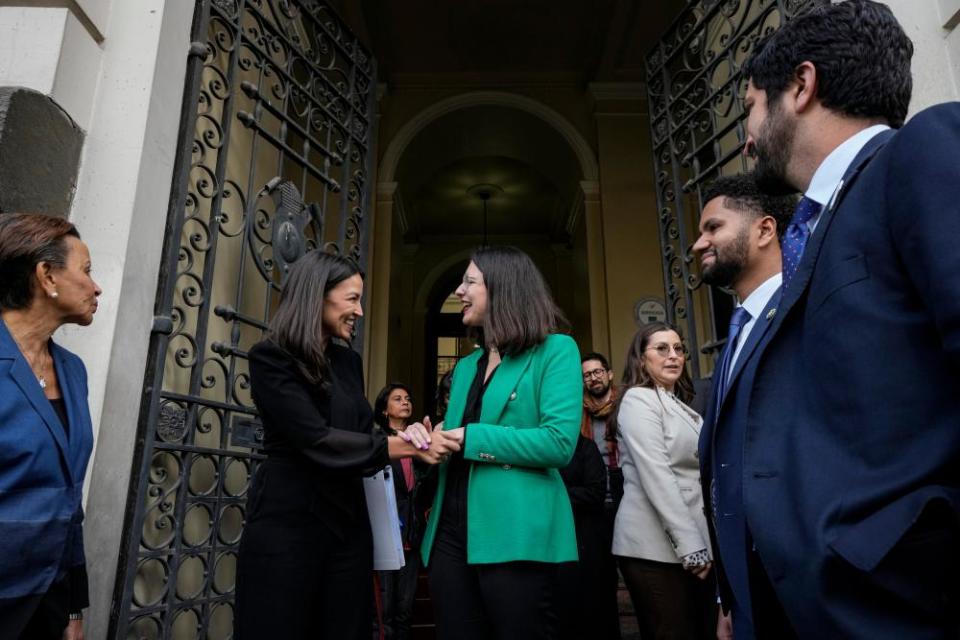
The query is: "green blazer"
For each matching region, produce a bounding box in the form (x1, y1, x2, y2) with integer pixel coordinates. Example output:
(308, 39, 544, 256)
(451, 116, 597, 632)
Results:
(421, 333, 582, 565)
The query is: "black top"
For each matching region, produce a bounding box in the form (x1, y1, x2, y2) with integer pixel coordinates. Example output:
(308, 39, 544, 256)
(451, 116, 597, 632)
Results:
(49, 397, 69, 439)
(438, 351, 496, 538)
(247, 339, 389, 534)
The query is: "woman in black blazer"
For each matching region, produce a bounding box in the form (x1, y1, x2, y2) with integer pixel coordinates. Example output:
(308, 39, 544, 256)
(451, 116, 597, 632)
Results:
(234, 251, 461, 640)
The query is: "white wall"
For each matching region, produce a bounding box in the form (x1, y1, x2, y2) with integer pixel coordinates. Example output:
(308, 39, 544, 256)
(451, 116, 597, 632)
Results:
(885, 0, 960, 113)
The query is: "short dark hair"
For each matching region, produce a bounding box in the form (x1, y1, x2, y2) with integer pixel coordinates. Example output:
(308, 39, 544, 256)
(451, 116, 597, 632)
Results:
(701, 173, 797, 240)
(581, 351, 610, 370)
(742, 0, 913, 128)
(0, 213, 80, 311)
(373, 382, 413, 434)
(620, 322, 694, 405)
(470, 246, 569, 355)
(267, 250, 363, 385)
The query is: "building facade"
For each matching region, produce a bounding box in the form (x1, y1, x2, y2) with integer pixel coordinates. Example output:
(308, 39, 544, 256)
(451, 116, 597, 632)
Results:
(0, 1, 958, 637)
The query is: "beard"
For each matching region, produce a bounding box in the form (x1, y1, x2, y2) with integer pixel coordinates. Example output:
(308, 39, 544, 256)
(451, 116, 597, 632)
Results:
(701, 225, 750, 288)
(751, 99, 798, 196)
(587, 381, 611, 398)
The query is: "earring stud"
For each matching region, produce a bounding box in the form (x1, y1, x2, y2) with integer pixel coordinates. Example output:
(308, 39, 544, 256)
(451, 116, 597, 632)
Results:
(50, 291, 59, 299)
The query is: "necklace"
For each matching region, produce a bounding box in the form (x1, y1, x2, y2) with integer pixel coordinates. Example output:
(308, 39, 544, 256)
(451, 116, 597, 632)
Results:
(13, 337, 50, 389)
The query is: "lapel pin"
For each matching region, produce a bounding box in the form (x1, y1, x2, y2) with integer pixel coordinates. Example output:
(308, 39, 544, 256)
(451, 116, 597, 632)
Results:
(766, 308, 777, 320)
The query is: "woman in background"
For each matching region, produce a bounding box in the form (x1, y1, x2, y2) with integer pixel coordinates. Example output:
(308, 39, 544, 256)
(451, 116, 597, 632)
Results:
(373, 382, 427, 640)
(235, 251, 461, 639)
(421, 246, 582, 640)
(0, 213, 102, 639)
(613, 322, 715, 639)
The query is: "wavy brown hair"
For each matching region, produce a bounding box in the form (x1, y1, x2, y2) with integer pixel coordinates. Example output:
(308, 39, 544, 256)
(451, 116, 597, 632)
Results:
(469, 246, 568, 355)
(620, 321, 694, 405)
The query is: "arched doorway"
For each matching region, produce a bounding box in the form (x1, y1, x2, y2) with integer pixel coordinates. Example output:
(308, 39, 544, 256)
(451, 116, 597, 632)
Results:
(370, 98, 600, 409)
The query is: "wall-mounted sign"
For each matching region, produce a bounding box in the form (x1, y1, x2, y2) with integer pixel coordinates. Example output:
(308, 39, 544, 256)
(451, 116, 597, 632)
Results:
(634, 297, 667, 326)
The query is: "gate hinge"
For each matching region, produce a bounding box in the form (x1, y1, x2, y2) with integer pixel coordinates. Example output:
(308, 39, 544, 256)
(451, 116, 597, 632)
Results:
(187, 41, 207, 58)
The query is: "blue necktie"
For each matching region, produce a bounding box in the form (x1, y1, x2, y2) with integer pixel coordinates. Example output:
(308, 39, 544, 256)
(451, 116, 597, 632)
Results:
(782, 196, 823, 289)
(712, 306, 752, 417)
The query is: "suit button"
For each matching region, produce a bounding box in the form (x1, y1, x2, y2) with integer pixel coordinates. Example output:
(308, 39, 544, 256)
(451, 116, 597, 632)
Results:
(509, 392, 517, 400)
(502, 464, 512, 470)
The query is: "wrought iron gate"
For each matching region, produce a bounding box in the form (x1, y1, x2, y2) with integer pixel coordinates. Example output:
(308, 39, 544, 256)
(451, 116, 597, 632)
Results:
(645, 0, 825, 378)
(111, 1, 376, 637)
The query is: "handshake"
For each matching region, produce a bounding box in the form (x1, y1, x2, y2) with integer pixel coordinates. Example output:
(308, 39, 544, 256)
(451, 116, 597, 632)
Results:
(397, 416, 464, 465)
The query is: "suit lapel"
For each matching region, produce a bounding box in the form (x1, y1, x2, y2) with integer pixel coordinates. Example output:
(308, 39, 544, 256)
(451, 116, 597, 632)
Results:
(658, 386, 700, 437)
(0, 323, 70, 460)
(724, 286, 782, 400)
(479, 348, 534, 425)
(775, 130, 894, 324)
(443, 349, 482, 429)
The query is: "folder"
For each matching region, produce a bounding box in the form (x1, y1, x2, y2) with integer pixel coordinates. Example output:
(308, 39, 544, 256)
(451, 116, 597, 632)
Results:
(363, 466, 406, 570)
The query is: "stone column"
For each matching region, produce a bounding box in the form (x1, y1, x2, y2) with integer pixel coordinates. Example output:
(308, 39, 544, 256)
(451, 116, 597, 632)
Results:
(580, 179, 611, 358)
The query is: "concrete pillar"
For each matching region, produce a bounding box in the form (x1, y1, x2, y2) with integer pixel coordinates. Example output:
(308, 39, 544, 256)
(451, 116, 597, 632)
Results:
(580, 179, 611, 358)
(367, 182, 397, 397)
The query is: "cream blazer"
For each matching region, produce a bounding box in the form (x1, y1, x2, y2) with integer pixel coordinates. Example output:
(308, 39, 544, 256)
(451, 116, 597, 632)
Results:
(612, 385, 711, 563)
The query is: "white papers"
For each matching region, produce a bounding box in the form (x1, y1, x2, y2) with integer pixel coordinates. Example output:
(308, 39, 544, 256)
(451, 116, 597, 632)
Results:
(363, 466, 406, 570)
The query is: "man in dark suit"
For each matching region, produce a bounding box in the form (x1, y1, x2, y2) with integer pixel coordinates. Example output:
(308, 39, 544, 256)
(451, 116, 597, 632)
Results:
(727, 1, 960, 637)
(693, 174, 794, 639)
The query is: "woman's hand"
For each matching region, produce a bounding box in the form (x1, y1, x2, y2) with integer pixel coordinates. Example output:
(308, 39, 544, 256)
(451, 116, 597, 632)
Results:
(398, 420, 432, 450)
(63, 618, 84, 640)
(416, 429, 461, 464)
(690, 561, 712, 580)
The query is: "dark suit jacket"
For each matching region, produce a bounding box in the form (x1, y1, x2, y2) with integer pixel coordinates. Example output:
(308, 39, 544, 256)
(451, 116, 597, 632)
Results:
(0, 320, 93, 600)
(699, 288, 781, 639)
(244, 340, 389, 540)
(735, 104, 960, 638)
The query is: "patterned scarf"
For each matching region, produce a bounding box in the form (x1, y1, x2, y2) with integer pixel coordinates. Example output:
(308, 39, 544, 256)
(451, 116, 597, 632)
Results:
(581, 385, 619, 467)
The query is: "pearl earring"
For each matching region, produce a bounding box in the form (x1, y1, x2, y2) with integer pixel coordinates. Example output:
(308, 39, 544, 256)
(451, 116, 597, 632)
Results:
(50, 291, 59, 299)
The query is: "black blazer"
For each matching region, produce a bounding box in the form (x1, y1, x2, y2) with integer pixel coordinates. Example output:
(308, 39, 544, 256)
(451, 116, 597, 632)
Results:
(245, 340, 389, 538)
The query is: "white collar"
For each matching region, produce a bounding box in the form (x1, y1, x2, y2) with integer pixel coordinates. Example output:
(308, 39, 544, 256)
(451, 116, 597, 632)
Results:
(738, 272, 782, 320)
(805, 124, 890, 206)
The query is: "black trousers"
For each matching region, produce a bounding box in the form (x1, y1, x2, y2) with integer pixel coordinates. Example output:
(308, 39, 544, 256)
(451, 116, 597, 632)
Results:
(617, 556, 716, 640)
(0, 576, 70, 640)
(235, 515, 373, 640)
(377, 548, 421, 640)
(429, 516, 558, 640)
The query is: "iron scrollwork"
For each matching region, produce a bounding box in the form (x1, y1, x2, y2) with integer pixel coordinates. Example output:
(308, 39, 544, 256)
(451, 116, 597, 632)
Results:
(645, 0, 825, 377)
(112, 1, 376, 637)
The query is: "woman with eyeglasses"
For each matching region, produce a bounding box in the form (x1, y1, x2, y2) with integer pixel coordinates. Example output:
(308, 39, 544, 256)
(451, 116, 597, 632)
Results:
(613, 322, 715, 639)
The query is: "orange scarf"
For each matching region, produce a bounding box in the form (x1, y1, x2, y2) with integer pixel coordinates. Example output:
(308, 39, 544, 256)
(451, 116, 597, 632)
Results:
(581, 385, 619, 467)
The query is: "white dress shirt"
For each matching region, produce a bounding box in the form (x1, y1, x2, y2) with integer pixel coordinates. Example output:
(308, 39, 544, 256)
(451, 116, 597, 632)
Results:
(728, 272, 782, 381)
(806, 124, 890, 232)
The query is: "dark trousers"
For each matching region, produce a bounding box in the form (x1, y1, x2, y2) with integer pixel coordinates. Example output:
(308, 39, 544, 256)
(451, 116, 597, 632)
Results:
(377, 549, 421, 640)
(235, 515, 373, 640)
(617, 556, 716, 640)
(0, 577, 70, 640)
(429, 519, 558, 640)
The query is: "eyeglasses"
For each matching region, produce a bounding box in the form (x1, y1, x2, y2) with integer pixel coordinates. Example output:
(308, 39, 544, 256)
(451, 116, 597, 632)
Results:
(582, 368, 608, 381)
(646, 343, 685, 358)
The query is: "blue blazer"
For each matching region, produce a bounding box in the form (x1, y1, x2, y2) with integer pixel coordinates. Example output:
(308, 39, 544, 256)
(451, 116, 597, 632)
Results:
(734, 103, 960, 637)
(699, 288, 781, 640)
(0, 319, 93, 599)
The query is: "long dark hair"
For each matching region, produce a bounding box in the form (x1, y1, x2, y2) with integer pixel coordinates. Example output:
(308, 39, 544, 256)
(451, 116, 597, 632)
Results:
(469, 246, 568, 355)
(373, 382, 413, 434)
(620, 321, 694, 404)
(267, 250, 362, 385)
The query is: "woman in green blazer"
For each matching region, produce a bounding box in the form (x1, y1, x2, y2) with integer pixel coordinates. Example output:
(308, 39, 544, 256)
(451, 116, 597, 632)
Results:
(421, 246, 582, 640)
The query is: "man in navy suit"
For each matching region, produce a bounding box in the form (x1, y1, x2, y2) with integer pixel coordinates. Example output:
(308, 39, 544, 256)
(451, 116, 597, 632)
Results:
(728, 1, 960, 637)
(693, 174, 794, 639)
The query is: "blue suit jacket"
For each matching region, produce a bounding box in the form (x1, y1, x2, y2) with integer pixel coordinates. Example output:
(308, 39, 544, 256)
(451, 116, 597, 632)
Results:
(733, 103, 960, 637)
(0, 319, 93, 599)
(699, 287, 781, 639)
